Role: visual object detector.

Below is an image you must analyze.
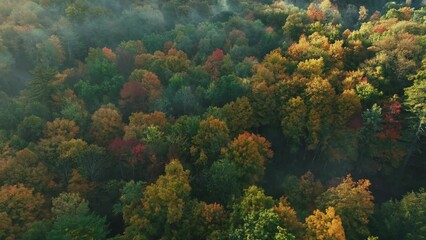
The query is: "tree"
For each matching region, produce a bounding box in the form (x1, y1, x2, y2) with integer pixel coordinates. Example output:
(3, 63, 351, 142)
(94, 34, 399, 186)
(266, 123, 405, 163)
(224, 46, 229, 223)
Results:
(305, 77, 335, 147)
(405, 79, 426, 132)
(250, 81, 277, 127)
(0, 184, 45, 239)
(36, 35, 65, 68)
(47, 192, 109, 240)
(85, 48, 118, 84)
(172, 86, 198, 115)
(358, 104, 383, 170)
(283, 12, 308, 40)
(222, 96, 254, 135)
(229, 186, 294, 239)
(90, 105, 123, 146)
(124, 111, 167, 141)
(281, 96, 307, 147)
(222, 132, 273, 186)
(231, 185, 275, 221)
(44, 118, 79, 140)
(404, 77, 426, 159)
(206, 74, 248, 107)
(206, 159, 241, 204)
(110, 138, 144, 178)
(58, 139, 105, 183)
(17, 115, 45, 143)
(296, 58, 324, 77)
(46, 207, 108, 240)
(51, 192, 89, 217)
(119, 80, 148, 115)
(122, 159, 192, 239)
(281, 172, 324, 218)
(335, 90, 362, 126)
(57, 139, 87, 184)
(261, 49, 288, 79)
(231, 208, 285, 240)
(126, 69, 163, 111)
(28, 66, 57, 105)
(317, 175, 374, 239)
(67, 169, 94, 199)
(75, 48, 124, 109)
(273, 198, 305, 239)
(164, 48, 191, 73)
(0, 148, 51, 193)
(140, 71, 163, 108)
(203, 48, 224, 80)
(191, 116, 230, 166)
(375, 189, 426, 240)
(60, 99, 89, 128)
(355, 82, 383, 108)
(306, 0, 341, 24)
(168, 115, 201, 160)
(305, 207, 346, 240)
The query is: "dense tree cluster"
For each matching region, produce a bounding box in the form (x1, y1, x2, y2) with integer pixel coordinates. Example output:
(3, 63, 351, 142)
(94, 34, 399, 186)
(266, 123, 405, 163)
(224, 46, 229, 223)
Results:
(0, 0, 425, 239)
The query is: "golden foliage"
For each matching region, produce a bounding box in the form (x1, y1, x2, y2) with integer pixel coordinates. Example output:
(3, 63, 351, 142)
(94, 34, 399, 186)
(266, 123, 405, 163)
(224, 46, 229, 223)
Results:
(0, 184, 45, 239)
(90, 105, 123, 146)
(124, 111, 167, 141)
(305, 207, 346, 240)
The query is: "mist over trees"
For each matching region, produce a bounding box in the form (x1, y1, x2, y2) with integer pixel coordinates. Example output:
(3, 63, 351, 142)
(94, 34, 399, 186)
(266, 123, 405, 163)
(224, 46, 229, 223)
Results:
(0, 0, 425, 239)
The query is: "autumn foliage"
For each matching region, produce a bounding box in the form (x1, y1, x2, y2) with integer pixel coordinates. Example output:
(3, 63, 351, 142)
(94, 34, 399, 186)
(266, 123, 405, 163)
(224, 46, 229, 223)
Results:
(0, 1, 424, 239)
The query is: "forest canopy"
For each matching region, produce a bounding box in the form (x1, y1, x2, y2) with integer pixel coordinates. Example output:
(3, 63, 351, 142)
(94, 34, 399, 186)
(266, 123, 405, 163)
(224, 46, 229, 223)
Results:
(0, 0, 425, 239)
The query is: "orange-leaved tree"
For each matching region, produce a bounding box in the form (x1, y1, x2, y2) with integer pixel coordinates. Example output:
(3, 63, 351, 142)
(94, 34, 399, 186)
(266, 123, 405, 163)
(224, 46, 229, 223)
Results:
(222, 132, 273, 186)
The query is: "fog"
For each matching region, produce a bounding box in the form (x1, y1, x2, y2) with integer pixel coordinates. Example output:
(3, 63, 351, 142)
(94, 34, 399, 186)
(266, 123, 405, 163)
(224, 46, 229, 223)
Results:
(1, 0, 411, 96)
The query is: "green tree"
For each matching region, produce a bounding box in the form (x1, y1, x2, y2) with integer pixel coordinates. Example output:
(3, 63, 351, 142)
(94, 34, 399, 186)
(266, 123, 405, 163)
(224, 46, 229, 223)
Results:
(404, 77, 426, 167)
(206, 159, 241, 204)
(47, 193, 108, 240)
(231, 209, 287, 240)
(17, 115, 45, 143)
(405, 78, 426, 133)
(283, 12, 308, 40)
(206, 75, 248, 107)
(28, 66, 57, 105)
(229, 186, 294, 239)
(375, 189, 426, 240)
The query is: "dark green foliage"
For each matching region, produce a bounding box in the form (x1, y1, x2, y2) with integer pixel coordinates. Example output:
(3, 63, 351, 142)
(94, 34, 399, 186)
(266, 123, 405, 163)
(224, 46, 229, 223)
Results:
(46, 213, 109, 240)
(17, 115, 45, 143)
(28, 66, 57, 104)
(206, 159, 241, 204)
(24, 101, 51, 120)
(374, 189, 426, 240)
(23, 220, 52, 240)
(44, 192, 109, 240)
(206, 75, 248, 107)
(0, 98, 25, 131)
(172, 86, 198, 115)
(61, 100, 89, 129)
(113, 180, 145, 216)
